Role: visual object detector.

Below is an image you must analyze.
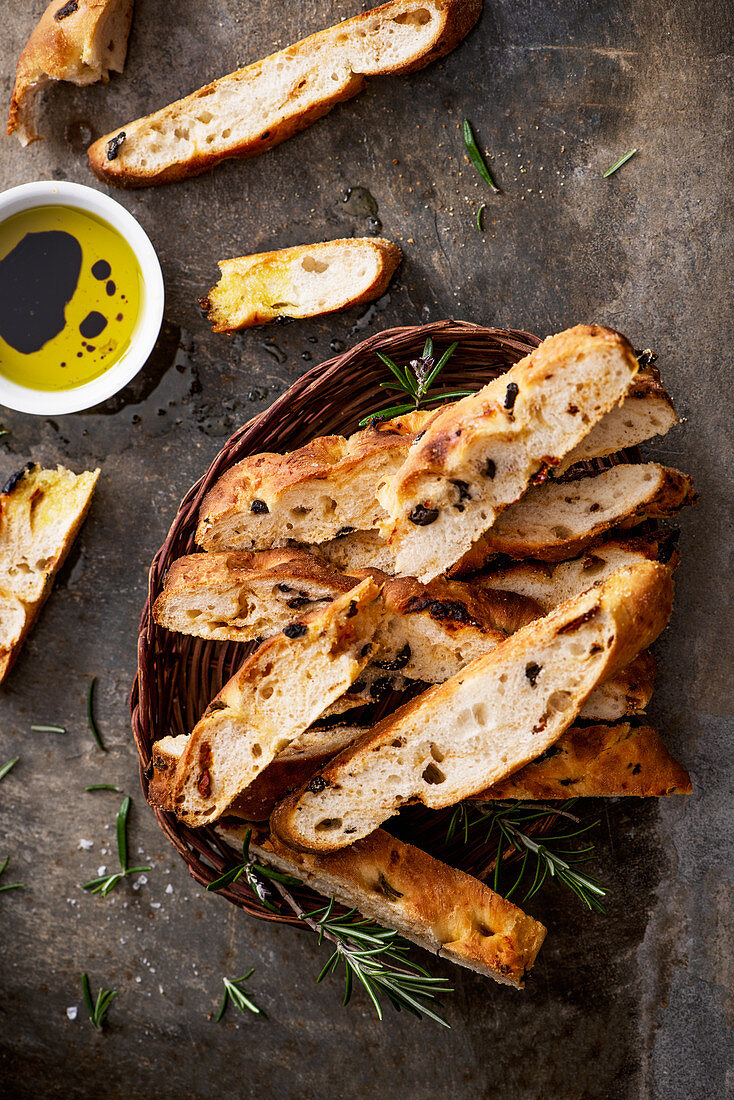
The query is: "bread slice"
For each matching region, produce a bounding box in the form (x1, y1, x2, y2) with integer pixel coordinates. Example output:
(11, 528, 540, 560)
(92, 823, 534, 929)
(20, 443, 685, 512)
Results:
(218, 822, 546, 988)
(0, 463, 99, 682)
(195, 410, 433, 552)
(473, 463, 695, 562)
(149, 725, 366, 822)
(552, 365, 677, 475)
(577, 649, 655, 720)
(270, 561, 673, 851)
(8, 0, 133, 146)
(317, 529, 397, 573)
(377, 325, 641, 581)
(473, 720, 691, 799)
(201, 238, 401, 332)
(87, 0, 482, 188)
(476, 531, 680, 613)
(170, 578, 382, 826)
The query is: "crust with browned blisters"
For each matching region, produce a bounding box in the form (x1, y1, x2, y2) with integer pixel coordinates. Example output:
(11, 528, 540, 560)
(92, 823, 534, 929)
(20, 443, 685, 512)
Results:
(270, 562, 675, 852)
(218, 822, 546, 987)
(474, 721, 692, 799)
(88, 0, 482, 188)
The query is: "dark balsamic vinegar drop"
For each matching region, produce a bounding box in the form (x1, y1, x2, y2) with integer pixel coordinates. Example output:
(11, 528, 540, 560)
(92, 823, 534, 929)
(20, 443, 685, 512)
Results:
(0, 231, 82, 353)
(91, 259, 111, 280)
(105, 280, 115, 296)
(115, 313, 123, 322)
(79, 311, 107, 339)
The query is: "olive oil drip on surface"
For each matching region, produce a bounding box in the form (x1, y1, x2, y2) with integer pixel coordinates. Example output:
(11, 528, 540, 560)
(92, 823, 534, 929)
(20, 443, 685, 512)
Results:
(0, 206, 142, 392)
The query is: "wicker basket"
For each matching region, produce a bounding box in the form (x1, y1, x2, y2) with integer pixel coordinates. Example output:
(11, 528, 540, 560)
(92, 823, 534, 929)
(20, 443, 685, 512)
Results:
(131, 320, 563, 925)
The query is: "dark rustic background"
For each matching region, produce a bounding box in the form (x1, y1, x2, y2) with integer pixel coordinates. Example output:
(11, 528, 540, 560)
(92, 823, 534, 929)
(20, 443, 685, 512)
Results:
(0, 2, 732, 1098)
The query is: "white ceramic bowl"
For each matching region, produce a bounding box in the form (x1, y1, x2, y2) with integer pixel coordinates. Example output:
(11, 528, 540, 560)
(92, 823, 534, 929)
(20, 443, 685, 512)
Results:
(0, 180, 164, 415)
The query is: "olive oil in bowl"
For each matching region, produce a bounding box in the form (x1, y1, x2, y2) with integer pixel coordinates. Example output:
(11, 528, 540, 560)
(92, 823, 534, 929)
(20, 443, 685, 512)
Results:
(0, 205, 143, 392)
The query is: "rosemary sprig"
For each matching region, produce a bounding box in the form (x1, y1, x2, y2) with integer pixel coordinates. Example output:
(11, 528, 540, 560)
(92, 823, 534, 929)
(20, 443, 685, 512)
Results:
(81, 972, 117, 1030)
(82, 796, 151, 897)
(30, 723, 66, 734)
(463, 119, 501, 193)
(0, 757, 19, 782)
(476, 202, 486, 232)
(215, 969, 265, 1022)
(0, 855, 26, 892)
(85, 784, 121, 792)
(358, 338, 472, 426)
(445, 801, 608, 913)
(206, 828, 300, 912)
(603, 148, 637, 178)
(87, 678, 106, 752)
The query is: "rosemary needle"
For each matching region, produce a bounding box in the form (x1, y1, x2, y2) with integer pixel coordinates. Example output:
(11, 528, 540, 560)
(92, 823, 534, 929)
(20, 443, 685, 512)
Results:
(30, 724, 66, 734)
(463, 120, 501, 194)
(81, 972, 117, 1030)
(215, 970, 265, 1022)
(603, 148, 637, 178)
(85, 784, 121, 792)
(87, 678, 106, 752)
(0, 855, 25, 892)
(476, 203, 486, 231)
(0, 758, 19, 782)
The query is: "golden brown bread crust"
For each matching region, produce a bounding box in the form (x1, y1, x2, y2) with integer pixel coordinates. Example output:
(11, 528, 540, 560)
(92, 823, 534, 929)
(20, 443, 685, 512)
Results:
(378, 572, 540, 635)
(474, 721, 692, 798)
(88, 0, 482, 188)
(8, 0, 133, 145)
(218, 823, 546, 987)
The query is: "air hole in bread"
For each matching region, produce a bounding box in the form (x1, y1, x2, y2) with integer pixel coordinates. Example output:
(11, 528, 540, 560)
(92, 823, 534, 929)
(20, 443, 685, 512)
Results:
(251, 744, 262, 758)
(185, 610, 204, 620)
(291, 505, 311, 517)
(222, 128, 232, 139)
(315, 817, 343, 831)
(206, 135, 215, 144)
(429, 743, 445, 763)
(422, 762, 446, 785)
(197, 111, 213, 124)
(259, 683, 274, 700)
(393, 8, 431, 24)
(475, 920, 492, 937)
(301, 256, 329, 273)
(548, 690, 572, 712)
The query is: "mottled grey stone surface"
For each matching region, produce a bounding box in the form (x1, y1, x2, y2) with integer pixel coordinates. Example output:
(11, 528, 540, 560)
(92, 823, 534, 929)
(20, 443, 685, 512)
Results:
(0, 2, 731, 1097)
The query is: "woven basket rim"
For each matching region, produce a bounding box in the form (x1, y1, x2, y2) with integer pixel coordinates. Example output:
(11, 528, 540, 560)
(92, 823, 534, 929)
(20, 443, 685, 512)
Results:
(130, 319, 562, 924)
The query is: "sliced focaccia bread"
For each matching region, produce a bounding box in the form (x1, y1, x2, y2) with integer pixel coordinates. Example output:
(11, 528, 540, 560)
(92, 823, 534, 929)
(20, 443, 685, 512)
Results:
(170, 578, 382, 826)
(552, 365, 677, 475)
(0, 463, 99, 683)
(88, 0, 481, 188)
(476, 531, 680, 612)
(8, 0, 134, 145)
(218, 822, 546, 988)
(377, 325, 640, 581)
(202, 238, 401, 332)
(149, 725, 366, 822)
(317, 528, 398, 574)
(271, 561, 674, 852)
(473, 720, 691, 799)
(473, 463, 695, 562)
(576, 650, 655, 720)
(196, 410, 433, 553)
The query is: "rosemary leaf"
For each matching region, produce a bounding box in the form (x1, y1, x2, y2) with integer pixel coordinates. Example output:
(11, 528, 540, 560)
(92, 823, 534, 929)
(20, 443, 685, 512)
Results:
(0, 757, 19, 782)
(603, 148, 637, 178)
(81, 796, 150, 898)
(463, 120, 501, 193)
(81, 972, 117, 1030)
(30, 724, 66, 734)
(215, 970, 264, 1022)
(476, 203, 486, 231)
(116, 796, 130, 872)
(87, 678, 107, 752)
(358, 402, 420, 427)
(0, 855, 26, 892)
(84, 785, 121, 792)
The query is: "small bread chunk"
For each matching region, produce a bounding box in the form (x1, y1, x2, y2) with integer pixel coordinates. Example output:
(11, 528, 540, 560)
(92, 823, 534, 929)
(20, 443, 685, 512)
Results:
(271, 561, 673, 852)
(577, 650, 655, 720)
(170, 578, 382, 826)
(473, 721, 691, 799)
(0, 463, 99, 682)
(88, 0, 482, 188)
(474, 463, 695, 562)
(8, 0, 134, 145)
(317, 529, 397, 573)
(218, 823, 547, 988)
(553, 365, 677, 475)
(202, 238, 401, 332)
(476, 531, 680, 612)
(377, 325, 640, 581)
(195, 410, 433, 552)
(149, 726, 366, 822)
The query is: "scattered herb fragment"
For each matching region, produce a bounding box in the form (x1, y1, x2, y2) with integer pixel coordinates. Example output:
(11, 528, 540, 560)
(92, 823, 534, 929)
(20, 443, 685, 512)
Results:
(462, 120, 500, 194)
(0, 757, 19, 782)
(0, 855, 25, 892)
(82, 796, 151, 897)
(84, 784, 121, 792)
(215, 970, 265, 1022)
(358, 337, 471, 426)
(603, 149, 637, 178)
(206, 828, 300, 911)
(476, 202, 486, 231)
(31, 723, 66, 734)
(81, 972, 117, 1030)
(87, 678, 106, 752)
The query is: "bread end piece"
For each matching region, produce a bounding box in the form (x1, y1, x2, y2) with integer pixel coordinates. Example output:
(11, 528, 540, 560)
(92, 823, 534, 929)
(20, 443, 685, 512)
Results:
(201, 238, 401, 332)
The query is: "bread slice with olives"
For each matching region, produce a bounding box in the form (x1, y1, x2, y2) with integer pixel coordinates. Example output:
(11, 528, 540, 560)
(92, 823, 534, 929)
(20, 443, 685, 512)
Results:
(270, 561, 673, 852)
(0, 463, 99, 682)
(195, 410, 434, 553)
(8, 0, 134, 146)
(88, 0, 482, 188)
(472, 719, 691, 799)
(376, 325, 640, 581)
(170, 578, 382, 826)
(201, 238, 401, 331)
(218, 822, 547, 988)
